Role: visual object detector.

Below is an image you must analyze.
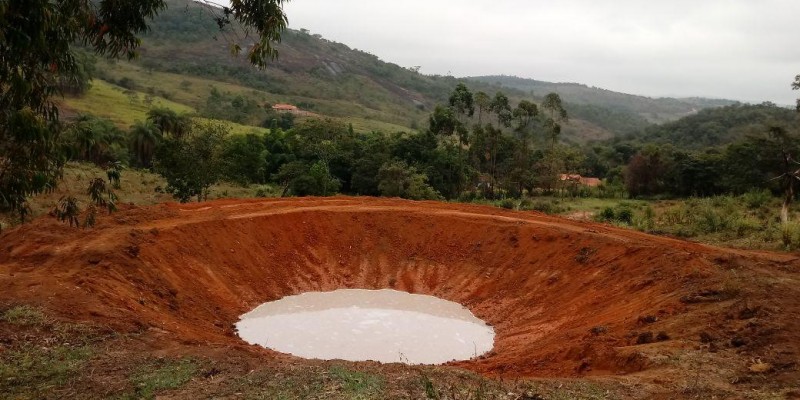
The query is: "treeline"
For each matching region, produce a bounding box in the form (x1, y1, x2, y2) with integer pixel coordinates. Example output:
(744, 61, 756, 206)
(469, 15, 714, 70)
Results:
(63, 82, 800, 205)
(63, 83, 591, 202)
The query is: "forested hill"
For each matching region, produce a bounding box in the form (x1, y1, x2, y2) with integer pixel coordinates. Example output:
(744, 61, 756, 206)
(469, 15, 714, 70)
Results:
(628, 102, 798, 149)
(469, 75, 738, 126)
(84, 0, 650, 141)
(121, 0, 497, 131)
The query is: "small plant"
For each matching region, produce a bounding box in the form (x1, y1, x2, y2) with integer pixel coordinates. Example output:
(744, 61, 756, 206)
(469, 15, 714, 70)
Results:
(106, 161, 124, 189)
(2, 305, 46, 326)
(420, 374, 440, 400)
(53, 196, 81, 227)
(499, 198, 516, 210)
(575, 247, 597, 264)
(123, 358, 198, 400)
(741, 189, 772, 209)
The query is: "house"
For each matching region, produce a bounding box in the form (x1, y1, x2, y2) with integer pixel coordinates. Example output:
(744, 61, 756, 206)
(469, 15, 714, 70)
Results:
(559, 174, 602, 187)
(271, 103, 299, 113)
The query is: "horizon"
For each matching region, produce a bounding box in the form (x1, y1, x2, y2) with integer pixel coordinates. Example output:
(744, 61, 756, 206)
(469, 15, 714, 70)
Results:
(274, 0, 799, 106)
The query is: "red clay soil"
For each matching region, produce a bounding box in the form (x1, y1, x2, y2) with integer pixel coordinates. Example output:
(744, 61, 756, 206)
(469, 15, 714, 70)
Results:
(1, 197, 799, 379)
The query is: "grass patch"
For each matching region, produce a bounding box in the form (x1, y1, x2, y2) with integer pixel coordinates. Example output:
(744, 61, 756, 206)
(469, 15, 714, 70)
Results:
(328, 365, 384, 399)
(2, 305, 46, 326)
(119, 358, 199, 400)
(61, 79, 194, 128)
(0, 344, 92, 399)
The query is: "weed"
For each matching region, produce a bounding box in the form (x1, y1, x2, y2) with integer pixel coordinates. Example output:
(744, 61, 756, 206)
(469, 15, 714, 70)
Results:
(575, 247, 597, 264)
(499, 198, 516, 210)
(420, 373, 441, 400)
(0, 344, 92, 398)
(742, 189, 772, 209)
(121, 358, 199, 400)
(328, 366, 384, 399)
(2, 305, 46, 326)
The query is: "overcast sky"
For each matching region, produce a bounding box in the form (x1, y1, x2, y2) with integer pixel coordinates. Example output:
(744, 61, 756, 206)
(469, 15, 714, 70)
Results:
(271, 0, 800, 105)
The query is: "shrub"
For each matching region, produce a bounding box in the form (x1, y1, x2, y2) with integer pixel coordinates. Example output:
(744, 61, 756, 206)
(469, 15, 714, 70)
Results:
(741, 189, 772, 209)
(499, 199, 516, 210)
(616, 207, 633, 224)
(598, 207, 615, 221)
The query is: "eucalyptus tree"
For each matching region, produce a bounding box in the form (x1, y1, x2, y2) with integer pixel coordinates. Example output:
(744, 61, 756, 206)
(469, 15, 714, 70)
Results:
(0, 0, 289, 217)
(474, 91, 491, 125)
(541, 93, 569, 145)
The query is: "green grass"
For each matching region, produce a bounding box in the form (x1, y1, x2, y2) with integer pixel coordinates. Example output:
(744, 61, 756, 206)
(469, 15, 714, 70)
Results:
(94, 58, 417, 134)
(0, 162, 279, 228)
(119, 358, 199, 400)
(328, 365, 384, 399)
(62, 79, 194, 127)
(0, 344, 93, 399)
(2, 305, 47, 326)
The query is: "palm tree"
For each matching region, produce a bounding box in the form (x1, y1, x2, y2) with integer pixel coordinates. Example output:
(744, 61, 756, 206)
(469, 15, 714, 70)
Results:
(147, 107, 192, 139)
(129, 121, 160, 168)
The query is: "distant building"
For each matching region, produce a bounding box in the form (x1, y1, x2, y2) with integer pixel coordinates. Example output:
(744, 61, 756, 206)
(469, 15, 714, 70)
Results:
(559, 174, 602, 187)
(271, 103, 299, 113)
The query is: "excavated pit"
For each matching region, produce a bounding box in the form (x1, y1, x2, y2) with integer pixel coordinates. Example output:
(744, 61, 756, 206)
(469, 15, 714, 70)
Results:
(235, 289, 496, 364)
(2, 197, 797, 378)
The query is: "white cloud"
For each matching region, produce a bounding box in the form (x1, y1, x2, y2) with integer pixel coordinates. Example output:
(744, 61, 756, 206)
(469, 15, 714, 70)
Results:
(272, 1, 800, 104)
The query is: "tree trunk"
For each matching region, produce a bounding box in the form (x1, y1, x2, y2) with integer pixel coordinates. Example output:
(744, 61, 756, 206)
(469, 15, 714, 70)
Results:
(782, 183, 793, 224)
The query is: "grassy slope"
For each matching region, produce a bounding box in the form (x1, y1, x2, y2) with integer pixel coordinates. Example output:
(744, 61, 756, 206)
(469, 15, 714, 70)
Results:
(59, 78, 270, 136)
(88, 0, 627, 142)
(0, 163, 277, 230)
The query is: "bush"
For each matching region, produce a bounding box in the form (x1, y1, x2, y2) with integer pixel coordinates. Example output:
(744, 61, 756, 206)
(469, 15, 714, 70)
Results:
(499, 199, 516, 209)
(742, 189, 772, 209)
(598, 207, 615, 221)
(616, 207, 633, 224)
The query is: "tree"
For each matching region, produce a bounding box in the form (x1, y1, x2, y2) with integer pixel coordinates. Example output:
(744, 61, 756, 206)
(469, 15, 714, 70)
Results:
(474, 92, 491, 125)
(377, 161, 441, 200)
(154, 122, 228, 202)
(147, 107, 190, 139)
(793, 74, 800, 111)
(129, 121, 161, 168)
(1, 0, 289, 217)
(764, 126, 800, 223)
(541, 93, 569, 145)
(490, 92, 512, 128)
(222, 134, 269, 185)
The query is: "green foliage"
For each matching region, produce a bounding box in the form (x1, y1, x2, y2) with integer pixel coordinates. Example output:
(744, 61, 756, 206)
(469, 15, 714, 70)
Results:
(122, 358, 198, 400)
(222, 133, 268, 185)
(0, 344, 92, 399)
(129, 120, 161, 168)
(87, 177, 118, 214)
(328, 366, 384, 399)
(2, 305, 46, 326)
(0, 0, 289, 220)
(742, 189, 772, 209)
(377, 161, 441, 200)
(0, 109, 66, 221)
(65, 114, 128, 165)
(54, 196, 81, 228)
(154, 122, 228, 202)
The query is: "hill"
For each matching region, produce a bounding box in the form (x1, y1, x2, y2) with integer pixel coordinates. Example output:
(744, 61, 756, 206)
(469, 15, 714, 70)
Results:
(469, 75, 738, 129)
(73, 0, 643, 142)
(629, 102, 798, 149)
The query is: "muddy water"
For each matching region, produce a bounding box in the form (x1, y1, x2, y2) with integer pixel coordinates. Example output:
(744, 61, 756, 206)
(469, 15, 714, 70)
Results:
(236, 289, 495, 364)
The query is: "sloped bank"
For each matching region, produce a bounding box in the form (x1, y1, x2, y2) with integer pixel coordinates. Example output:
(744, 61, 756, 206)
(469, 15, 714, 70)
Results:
(1, 197, 798, 379)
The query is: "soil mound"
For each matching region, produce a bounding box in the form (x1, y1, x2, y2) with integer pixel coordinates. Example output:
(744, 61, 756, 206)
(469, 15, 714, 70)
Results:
(1, 197, 798, 378)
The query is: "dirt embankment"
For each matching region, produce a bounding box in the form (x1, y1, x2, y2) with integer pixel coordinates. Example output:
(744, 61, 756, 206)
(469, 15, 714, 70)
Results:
(1, 197, 798, 379)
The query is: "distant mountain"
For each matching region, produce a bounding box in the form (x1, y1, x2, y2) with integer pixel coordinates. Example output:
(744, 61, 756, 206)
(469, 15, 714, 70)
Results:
(468, 75, 738, 126)
(84, 0, 739, 143)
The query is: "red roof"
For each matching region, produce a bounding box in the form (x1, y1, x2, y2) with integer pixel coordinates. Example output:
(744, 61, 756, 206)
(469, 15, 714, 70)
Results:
(272, 104, 298, 111)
